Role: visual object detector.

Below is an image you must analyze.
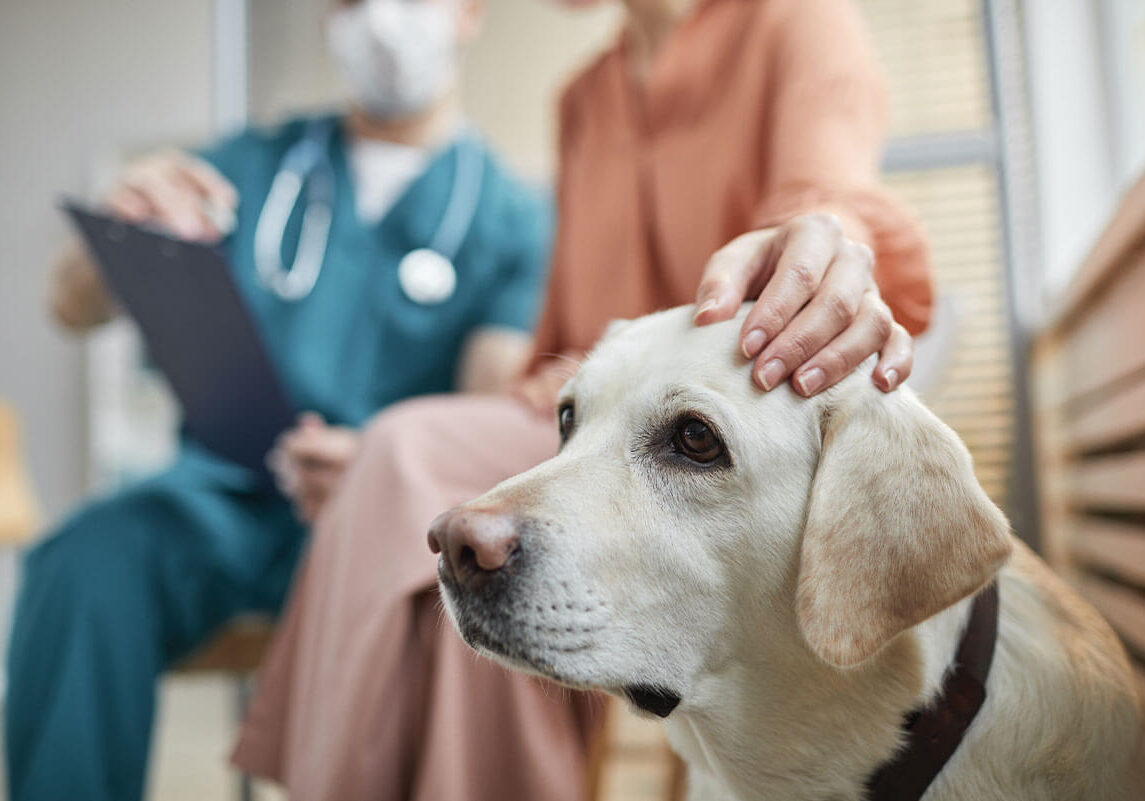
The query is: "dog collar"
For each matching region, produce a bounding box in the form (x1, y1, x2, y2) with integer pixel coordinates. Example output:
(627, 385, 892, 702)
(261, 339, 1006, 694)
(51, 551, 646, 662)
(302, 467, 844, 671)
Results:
(864, 582, 999, 801)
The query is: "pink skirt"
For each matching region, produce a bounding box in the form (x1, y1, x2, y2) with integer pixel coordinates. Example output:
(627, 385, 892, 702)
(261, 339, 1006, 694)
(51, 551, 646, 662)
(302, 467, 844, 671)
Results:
(233, 394, 603, 801)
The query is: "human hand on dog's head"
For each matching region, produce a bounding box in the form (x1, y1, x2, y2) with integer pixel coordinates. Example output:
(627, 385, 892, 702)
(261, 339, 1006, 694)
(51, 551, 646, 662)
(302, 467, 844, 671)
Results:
(693, 213, 913, 398)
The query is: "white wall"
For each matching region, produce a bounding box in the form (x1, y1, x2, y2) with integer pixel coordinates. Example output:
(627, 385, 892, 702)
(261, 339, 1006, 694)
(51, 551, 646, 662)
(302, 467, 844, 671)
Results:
(1022, 0, 1114, 299)
(0, 0, 215, 521)
(1098, 0, 1145, 189)
(1023, 0, 1145, 300)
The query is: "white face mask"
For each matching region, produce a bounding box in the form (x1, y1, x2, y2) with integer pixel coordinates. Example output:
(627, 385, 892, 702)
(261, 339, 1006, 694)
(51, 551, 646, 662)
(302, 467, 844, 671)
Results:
(327, 0, 457, 121)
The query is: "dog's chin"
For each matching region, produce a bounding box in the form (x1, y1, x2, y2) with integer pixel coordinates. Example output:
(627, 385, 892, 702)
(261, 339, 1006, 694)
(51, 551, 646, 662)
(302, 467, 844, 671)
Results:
(438, 577, 684, 719)
(436, 575, 598, 686)
(465, 628, 682, 719)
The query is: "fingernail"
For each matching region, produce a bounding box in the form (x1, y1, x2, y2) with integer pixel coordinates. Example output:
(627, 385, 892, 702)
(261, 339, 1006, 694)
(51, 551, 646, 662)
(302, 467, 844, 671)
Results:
(795, 368, 825, 396)
(882, 368, 899, 391)
(694, 299, 718, 321)
(741, 329, 766, 359)
(757, 358, 785, 391)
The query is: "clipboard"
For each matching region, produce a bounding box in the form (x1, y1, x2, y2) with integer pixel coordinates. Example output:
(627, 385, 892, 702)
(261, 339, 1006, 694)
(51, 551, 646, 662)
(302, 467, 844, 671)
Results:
(63, 202, 296, 481)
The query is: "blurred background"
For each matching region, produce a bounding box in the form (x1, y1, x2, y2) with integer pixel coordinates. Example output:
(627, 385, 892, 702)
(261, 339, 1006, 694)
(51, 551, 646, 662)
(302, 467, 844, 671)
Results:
(1, 0, 1144, 798)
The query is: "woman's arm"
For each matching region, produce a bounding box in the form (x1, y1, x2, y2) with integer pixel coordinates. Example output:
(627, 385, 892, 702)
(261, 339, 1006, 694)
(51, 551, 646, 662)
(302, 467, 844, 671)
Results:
(695, 0, 932, 396)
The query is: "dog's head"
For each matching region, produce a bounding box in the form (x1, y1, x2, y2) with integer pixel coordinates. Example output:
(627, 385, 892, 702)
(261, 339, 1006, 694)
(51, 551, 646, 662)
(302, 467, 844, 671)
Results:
(430, 306, 1011, 717)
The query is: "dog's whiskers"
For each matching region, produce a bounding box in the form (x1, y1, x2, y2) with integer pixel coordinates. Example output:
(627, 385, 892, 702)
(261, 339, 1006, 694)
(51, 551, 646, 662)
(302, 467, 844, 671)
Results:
(536, 352, 584, 370)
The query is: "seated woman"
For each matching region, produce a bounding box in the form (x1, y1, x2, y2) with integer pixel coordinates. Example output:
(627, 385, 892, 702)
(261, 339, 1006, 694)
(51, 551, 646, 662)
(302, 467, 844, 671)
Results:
(232, 0, 934, 799)
(5, 2, 550, 800)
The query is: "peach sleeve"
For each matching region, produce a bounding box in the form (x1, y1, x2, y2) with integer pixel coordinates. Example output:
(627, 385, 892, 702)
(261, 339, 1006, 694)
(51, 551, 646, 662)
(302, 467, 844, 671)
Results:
(754, 0, 934, 335)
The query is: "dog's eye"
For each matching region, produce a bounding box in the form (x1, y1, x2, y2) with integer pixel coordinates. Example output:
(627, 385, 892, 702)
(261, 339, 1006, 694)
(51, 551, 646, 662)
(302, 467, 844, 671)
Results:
(558, 402, 575, 444)
(673, 418, 724, 464)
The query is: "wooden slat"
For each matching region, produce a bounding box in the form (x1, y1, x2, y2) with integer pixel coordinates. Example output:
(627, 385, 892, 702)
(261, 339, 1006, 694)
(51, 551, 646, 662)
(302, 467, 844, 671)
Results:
(955, 429, 1013, 453)
(928, 377, 1013, 404)
(1070, 517, 1145, 589)
(1134, 662, 1145, 715)
(1079, 576, 1145, 656)
(1068, 450, 1145, 512)
(1067, 376, 1145, 453)
(1056, 251, 1145, 405)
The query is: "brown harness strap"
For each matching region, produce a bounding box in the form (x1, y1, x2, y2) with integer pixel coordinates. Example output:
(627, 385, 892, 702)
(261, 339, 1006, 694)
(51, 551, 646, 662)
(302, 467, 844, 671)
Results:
(864, 582, 1000, 801)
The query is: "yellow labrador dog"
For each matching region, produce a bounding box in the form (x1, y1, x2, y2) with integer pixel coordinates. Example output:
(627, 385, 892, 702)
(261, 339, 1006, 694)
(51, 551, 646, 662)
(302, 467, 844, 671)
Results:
(429, 306, 1144, 800)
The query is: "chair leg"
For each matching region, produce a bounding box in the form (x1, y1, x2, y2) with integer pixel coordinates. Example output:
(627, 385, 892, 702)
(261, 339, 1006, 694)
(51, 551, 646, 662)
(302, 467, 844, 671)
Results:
(234, 674, 255, 801)
(667, 751, 687, 801)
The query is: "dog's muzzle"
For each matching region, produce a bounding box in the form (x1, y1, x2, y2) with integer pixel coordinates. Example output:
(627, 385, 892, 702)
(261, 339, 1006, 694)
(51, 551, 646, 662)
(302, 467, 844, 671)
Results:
(429, 507, 564, 670)
(429, 507, 683, 715)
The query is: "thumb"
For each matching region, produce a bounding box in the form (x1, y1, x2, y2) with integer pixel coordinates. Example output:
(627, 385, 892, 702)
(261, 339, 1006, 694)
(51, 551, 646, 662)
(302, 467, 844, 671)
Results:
(694, 228, 780, 326)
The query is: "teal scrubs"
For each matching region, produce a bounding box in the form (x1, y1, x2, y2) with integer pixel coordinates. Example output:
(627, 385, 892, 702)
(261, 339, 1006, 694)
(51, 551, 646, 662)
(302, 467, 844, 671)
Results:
(6, 115, 551, 801)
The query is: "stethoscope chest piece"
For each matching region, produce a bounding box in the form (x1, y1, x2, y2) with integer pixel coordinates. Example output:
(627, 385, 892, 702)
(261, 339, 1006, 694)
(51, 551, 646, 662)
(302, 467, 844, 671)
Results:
(398, 248, 456, 305)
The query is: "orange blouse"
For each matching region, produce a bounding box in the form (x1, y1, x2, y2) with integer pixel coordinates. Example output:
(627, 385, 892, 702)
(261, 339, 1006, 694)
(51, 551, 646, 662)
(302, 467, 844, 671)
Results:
(529, 0, 933, 371)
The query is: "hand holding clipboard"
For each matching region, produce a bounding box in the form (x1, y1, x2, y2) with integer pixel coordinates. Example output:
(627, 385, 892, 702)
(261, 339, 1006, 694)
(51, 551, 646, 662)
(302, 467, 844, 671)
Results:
(64, 202, 295, 482)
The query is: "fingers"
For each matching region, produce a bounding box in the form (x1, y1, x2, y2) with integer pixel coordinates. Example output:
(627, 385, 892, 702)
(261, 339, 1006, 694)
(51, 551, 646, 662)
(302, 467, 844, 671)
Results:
(282, 424, 360, 469)
(873, 321, 913, 392)
(267, 445, 299, 497)
(108, 151, 236, 242)
(693, 228, 781, 325)
(703, 213, 912, 397)
(294, 463, 344, 523)
(747, 238, 874, 390)
(178, 155, 238, 235)
(106, 185, 153, 223)
(177, 154, 238, 210)
(787, 292, 898, 397)
(274, 416, 358, 522)
(130, 161, 215, 240)
(737, 213, 844, 360)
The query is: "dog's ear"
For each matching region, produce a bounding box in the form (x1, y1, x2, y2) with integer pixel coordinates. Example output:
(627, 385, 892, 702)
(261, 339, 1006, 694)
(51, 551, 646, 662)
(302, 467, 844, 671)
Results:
(795, 384, 1011, 668)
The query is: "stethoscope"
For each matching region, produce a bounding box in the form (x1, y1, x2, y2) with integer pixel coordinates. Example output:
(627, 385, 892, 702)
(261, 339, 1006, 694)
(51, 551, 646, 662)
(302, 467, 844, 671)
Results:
(253, 118, 484, 304)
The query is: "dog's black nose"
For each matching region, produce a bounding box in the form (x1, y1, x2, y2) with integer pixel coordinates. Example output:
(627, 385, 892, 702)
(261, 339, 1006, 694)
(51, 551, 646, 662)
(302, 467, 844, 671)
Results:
(428, 507, 520, 587)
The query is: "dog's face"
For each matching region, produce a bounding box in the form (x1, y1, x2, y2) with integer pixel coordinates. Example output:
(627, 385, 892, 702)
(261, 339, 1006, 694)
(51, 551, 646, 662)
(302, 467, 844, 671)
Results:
(431, 306, 1010, 717)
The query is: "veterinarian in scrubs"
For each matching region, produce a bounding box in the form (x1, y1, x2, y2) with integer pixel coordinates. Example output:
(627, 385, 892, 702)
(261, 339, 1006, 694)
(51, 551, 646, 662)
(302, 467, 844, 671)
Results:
(5, 2, 551, 800)
(230, 0, 934, 800)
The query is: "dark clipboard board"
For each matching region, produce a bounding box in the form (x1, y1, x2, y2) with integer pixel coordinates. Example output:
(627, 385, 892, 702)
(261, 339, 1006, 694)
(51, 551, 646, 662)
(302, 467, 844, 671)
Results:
(63, 201, 296, 483)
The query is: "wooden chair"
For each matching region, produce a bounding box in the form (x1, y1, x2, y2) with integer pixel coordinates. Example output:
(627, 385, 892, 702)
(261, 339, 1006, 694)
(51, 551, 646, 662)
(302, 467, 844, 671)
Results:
(174, 616, 277, 801)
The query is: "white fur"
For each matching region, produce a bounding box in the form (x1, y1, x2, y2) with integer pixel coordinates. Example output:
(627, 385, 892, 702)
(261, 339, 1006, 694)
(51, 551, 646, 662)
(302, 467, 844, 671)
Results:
(437, 306, 1144, 800)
